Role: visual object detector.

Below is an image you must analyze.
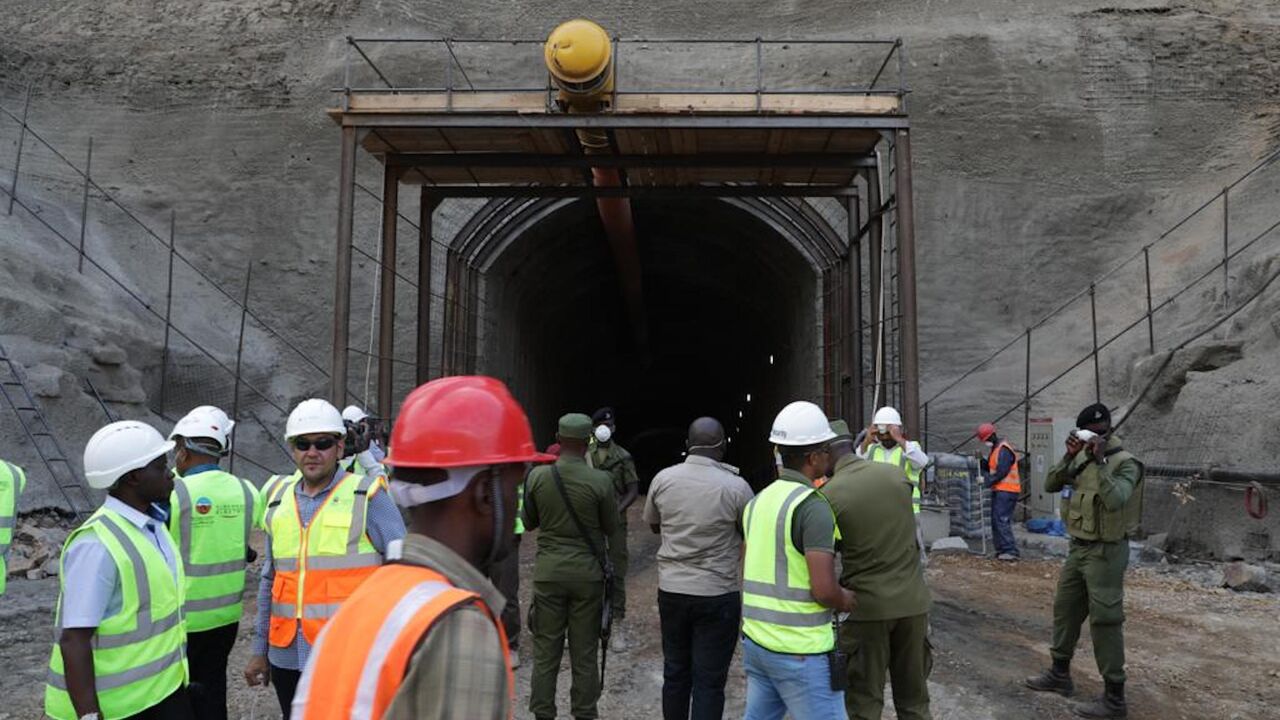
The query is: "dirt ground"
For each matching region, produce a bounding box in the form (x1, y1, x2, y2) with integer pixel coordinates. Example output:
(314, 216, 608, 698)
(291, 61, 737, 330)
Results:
(2, 511, 1277, 720)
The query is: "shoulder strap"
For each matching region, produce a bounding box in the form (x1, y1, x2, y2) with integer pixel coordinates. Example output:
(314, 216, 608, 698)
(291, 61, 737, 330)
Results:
(550, 466, 612, 576)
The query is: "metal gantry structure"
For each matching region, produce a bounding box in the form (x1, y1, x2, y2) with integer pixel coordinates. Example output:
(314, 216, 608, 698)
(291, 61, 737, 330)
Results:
(326, 36, 922, 434)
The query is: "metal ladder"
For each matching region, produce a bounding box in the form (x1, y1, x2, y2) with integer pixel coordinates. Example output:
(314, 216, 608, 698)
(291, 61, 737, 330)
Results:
(0, 340, 94, 516)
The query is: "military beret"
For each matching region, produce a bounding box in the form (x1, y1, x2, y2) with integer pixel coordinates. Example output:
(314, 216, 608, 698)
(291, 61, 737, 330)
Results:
(1076, 403, 1111, 428)
(829, 419, 852, 440)
(592, 407, 615, 424)
(558, 413, 594, 440)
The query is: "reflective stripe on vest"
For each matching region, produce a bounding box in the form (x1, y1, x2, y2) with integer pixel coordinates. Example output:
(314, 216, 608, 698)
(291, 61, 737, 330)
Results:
(868, 444, 922, 513)
(45, 509, 187, 720)
(989, 442, 1022, 494)
(268, 472, 383, 647)
(292, 563, 513, 720)
(171, 470, 256, 631)
(1, 459, 25, 595)
(740, 480, 835, 655)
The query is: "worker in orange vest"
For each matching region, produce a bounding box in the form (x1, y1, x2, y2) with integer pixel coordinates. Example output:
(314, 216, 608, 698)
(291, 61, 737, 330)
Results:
(977, 423, 1021, 561)
(290, 376, 554, 720)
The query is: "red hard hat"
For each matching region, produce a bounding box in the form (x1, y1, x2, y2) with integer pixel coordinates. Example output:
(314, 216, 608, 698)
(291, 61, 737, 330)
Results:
(976, 423, 997, 441)
(383, 376, 555, 468)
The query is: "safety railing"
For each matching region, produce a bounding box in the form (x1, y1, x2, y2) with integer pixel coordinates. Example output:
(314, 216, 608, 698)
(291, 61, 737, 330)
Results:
(920, 146, 1280, 454)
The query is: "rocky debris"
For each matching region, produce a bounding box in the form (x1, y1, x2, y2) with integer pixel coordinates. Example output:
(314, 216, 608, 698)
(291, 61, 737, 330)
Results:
(5, 512, 74, 582)
(22, 363, 73, 399)
(90, 342, 129, 366)
(1138, 532, 1170, 563)
(931, 536, 971, 553)
(1222, 561, 1273, 593)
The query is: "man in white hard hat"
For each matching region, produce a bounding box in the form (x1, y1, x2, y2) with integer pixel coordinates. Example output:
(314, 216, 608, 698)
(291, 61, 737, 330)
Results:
(166, 407, 261, 720)
(339, 405, 386, 480)
(741, 401, 854, 720)
(45, 421, 192, 720)
(244, 398, 406, 717)
(858, 407, 928, 516)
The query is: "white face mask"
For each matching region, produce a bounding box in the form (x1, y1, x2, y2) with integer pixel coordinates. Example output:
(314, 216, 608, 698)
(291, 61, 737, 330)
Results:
(773, 448, 783, 467)
(594, 424, 613, 443)
(983, 440, 995, 449)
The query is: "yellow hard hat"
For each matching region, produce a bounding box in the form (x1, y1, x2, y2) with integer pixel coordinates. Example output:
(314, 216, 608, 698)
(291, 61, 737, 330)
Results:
(545, 19, 612, 85)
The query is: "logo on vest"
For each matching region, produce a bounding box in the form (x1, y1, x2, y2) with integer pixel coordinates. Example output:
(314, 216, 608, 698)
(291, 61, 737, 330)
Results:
(195, 497, 214, 515)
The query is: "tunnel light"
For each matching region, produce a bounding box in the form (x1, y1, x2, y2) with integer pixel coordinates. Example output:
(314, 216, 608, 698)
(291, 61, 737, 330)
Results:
(746, 393, 752, 402)
(738, 410, 743, 418)
(769, 354, 775, 365)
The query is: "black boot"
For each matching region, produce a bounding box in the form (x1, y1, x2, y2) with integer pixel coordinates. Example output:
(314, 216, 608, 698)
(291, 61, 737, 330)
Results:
(1072, 680, 1127, 718)
(1025, 658, 1074, 697)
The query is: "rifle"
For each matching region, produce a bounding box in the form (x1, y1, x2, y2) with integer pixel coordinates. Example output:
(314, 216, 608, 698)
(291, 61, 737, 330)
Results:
(550, 466, 616, 681)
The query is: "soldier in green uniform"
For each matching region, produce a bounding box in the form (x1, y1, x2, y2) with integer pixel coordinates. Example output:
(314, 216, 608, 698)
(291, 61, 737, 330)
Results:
(526, 414, 625, 720)
(1026, 403, 1144, 719)
(822, 419, 933, 720)
(587, 407, 639, 651)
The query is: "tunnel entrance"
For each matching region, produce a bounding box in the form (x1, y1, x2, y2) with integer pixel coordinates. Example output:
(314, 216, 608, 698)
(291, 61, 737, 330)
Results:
(480, 198, 822, 485)
(324, 35, 921, 491)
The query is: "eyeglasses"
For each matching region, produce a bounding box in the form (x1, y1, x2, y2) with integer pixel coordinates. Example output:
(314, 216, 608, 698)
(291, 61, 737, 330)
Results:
(292, 436, 338, 452)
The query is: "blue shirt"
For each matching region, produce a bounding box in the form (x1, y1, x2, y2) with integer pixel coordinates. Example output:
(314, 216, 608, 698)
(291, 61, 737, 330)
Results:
(58, 496, 180, 629)
(250, 467, 405, 669)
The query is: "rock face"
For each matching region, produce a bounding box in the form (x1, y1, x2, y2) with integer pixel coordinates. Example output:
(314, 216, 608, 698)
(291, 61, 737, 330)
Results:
(1, 0, 1279, 513)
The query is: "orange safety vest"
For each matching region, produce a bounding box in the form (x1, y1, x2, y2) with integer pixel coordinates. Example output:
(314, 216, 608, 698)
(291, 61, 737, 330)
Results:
(266, 472, 385, 648)
(291, 563, 512, 720)
(988, 441, 1021, 493)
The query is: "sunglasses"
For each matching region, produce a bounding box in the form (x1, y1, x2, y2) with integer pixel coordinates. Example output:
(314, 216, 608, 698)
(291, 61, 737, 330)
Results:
(292, 436, 338, 452)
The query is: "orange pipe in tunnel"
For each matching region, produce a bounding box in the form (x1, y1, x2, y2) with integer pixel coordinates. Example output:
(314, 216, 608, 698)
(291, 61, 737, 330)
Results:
(591, 166, 649, 352)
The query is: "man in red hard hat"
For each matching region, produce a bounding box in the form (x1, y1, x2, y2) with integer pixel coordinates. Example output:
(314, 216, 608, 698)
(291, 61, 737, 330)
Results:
(977, 422, 1021, 561)
(289, 376, 553, 720)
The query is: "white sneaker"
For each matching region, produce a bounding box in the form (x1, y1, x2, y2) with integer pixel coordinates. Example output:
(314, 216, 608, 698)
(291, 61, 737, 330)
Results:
(609, 625, 627, 653)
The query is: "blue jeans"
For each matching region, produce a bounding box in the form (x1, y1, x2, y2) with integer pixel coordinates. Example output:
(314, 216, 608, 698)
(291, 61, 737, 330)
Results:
(991, 490, 1019, 556)
(742, 635, 845, 720)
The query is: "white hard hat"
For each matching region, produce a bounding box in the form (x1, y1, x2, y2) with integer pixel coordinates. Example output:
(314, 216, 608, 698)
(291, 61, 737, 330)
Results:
(169, 408, 230, 451)
(83, 421, 175, 489)
(286, 398, 345, 441)
(872, 406, 903, 427)
(191, 405, 235, 436)
(341, 405, 369, 423)
(769, 401, 837, 447)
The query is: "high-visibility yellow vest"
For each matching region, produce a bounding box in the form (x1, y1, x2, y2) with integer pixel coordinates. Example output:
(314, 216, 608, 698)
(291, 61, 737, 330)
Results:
(514, 480, 526, 535)
(741, 479, 836, 655)
(168, 469, 260, 632)
(0, 459, 26, 596)
(46, 507, 188, 720)
(265, 472, 384, 647)
(868, 444, 922, 514)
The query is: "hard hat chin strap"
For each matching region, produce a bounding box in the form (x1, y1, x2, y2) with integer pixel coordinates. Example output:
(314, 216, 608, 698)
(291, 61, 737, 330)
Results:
(485, 466, 505, 571)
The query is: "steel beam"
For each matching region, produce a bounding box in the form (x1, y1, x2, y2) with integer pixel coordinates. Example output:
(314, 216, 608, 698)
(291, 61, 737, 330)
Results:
(330, 125, 358, 405)
(340, 113, 911, 130)
(893, 129, 921, 438)
(423, 185, 859, 199)
(377, 162, 400, 417)
(865, 165, 884, 408)
(388, 152, 878, 169)
(847, 193, 864, 427)
(416, 190, 439, 385)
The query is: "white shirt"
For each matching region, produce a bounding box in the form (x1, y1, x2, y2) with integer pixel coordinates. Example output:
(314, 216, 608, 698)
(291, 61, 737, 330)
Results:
(58, 496, 180, 629)
(857, 439, 929, 470)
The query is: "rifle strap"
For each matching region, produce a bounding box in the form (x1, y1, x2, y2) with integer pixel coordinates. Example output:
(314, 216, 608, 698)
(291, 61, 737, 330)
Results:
(550, 465, 611, 576)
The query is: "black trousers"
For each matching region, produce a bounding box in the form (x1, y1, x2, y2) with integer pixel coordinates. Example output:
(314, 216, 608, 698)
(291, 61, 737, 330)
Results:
(186, 622, 239, 720)
(270, 664, 302, 719)
(658, 590, 741, 720)
(126, 686, 193, 719)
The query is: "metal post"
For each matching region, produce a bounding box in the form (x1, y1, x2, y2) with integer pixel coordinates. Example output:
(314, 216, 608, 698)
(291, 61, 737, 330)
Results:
(377, 163, 400, 418)
(1089, 284, 1101, 403)
(416, 190, 438, 385)
(441, 250, 457, 376)
(1143, 246, 1155, 354)
(894, 129, 921, 437)
(922, 401, 929, 453)
(230, 264, 252, 474)
(866, 167, 883, 407)
(7, 84, 32, 216)
(847, 193, 864, 426)
(159, 211, 176, 415)
(1023, 328, 1032, 451)
(755, 38, 764, 112)
(1222, 187, 1230, 306)
(330, 126, 358, 405)
(77, 137, 93, 273)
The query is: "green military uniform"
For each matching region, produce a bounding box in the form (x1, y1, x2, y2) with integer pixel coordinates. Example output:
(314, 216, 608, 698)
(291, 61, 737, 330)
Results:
(588, 437, 637, 620)
(1044, 435, 1143, 686)
(1, 459, 27, 595)
(822, 452, 932, 720)
(526, 415, 625, 720)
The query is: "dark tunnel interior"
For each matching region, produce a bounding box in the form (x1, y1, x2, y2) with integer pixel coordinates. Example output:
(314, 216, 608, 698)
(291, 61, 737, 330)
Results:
(482, 199, 822, 490)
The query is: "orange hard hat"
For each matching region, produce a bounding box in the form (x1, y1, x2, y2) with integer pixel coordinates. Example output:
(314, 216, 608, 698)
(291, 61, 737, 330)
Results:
(383, 376, 554, 468)
(976, 423, 997, 442)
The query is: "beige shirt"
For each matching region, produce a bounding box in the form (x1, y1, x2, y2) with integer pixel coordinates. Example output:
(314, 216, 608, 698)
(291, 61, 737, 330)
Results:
(643, 454, 754, 596)
(383, 534, 511, 720)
